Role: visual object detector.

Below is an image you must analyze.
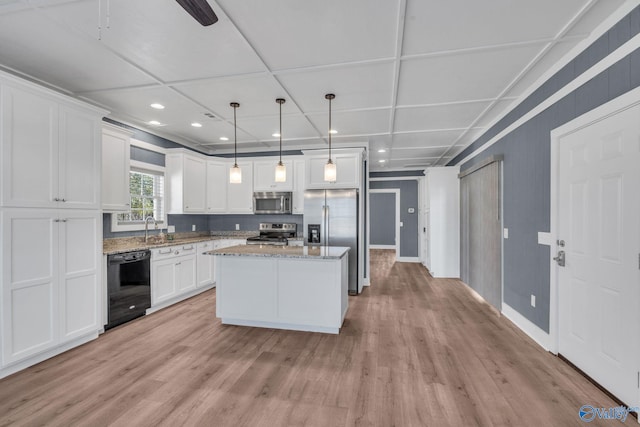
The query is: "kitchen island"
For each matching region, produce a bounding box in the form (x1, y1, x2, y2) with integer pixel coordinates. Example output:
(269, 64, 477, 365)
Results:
(206, 245, 349, 334)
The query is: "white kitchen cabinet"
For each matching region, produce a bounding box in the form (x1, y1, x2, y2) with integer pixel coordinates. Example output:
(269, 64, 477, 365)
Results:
(101, 124, 132, 212)
(0, 83, 103, 209)
(197, 241, 215, 287)
(305, 151, 362, 189)
(150, 244, 197, 306)
(253, 160, 294, 191)
(293, 159, 305, 214)
(1, 209, 101, 366)
(166, 152, 207, 214)
(58, 211, 101, 343)
(206, 160, 227, 213)
(177, 254, 197, 293)
(152, 257, 177, 306)
(226, 161, 254, 214)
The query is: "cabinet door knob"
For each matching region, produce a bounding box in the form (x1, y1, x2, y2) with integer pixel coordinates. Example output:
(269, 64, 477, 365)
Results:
(54, 197, 60, 201)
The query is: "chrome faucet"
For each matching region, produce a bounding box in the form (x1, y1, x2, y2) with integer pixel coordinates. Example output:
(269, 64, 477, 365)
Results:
(144, 216, 157, 243)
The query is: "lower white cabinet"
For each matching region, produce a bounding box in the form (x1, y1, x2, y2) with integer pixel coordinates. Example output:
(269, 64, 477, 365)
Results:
(150, 245, 197, 306)
(197, 241, 215, 287)
(1, 208, 101, 368)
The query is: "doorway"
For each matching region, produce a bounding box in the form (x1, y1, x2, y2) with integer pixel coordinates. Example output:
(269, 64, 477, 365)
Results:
(551, 88, 640, 408)
(369, 189, 400, 258)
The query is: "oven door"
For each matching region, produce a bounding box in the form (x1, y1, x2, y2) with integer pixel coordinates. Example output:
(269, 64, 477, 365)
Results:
(253, 192, 292, 214)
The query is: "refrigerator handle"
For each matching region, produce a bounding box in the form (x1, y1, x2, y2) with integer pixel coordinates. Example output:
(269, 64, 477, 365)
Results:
(325, 204, 330, 246)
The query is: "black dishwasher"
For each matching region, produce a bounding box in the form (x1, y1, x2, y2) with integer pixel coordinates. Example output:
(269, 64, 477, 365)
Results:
(106, 250, 151, 330)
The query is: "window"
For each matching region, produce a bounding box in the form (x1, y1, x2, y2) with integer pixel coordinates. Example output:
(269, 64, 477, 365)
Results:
(111, 162, 166, 232)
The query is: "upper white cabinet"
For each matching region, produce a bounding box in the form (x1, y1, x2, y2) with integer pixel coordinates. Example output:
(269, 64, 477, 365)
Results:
(206, 160, 227, 213)
(101, 124, 132, 212)
(293, 159, 305, 214)
(166, 152, 207, 214)
(226, 161, 253, 214)
(305, 150, 363, 189)
(253, 159, 293, 191)
(1, 82, 103, 209)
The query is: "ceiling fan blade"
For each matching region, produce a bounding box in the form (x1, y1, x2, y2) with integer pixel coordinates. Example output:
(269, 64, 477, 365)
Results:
(175, 0, 218, 26)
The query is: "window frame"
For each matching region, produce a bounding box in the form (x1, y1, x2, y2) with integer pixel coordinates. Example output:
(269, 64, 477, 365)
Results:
(111, 160, 167, 232)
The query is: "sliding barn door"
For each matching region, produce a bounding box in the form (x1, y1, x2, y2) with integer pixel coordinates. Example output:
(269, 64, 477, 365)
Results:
(460, 157, 502, 310)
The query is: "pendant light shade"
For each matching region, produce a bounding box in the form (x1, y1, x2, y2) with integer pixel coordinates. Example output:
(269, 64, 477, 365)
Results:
(275, 98, 286, 183)
(229, 102, 241, 184)
(324, 93, 336, 182)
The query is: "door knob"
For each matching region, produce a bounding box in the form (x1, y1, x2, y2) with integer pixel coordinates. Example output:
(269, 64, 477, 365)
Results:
(553, 251, 566, 267)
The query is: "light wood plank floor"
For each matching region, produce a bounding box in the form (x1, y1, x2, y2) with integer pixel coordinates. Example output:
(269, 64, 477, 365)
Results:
(0, 250, 621, 426)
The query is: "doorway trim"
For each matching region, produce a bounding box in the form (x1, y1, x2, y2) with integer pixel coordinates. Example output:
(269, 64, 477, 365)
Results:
(369, 189, 401, 259)
(549, 85, 640, 356)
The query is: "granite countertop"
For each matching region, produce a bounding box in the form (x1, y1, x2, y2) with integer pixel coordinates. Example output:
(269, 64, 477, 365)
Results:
(206, 244, 349, 260)
(103, 231, 259, 255)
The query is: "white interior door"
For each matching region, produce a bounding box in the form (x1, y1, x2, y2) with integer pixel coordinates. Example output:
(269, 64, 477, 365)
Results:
(557, 103, 640, 407)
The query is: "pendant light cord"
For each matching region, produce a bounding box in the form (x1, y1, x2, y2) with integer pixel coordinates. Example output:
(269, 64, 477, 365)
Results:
(328, 96, 332, 161)
(279, 100, 283, 163)
(233, 103, 238, 166)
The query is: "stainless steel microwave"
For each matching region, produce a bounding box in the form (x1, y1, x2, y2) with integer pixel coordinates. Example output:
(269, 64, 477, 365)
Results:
(253, 192, 292, 214)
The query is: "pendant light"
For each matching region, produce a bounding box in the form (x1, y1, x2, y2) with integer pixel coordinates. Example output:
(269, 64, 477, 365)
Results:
(229, 102, 242, 184)
(324, 93, 337, 182)
(275, 98, 286, 182)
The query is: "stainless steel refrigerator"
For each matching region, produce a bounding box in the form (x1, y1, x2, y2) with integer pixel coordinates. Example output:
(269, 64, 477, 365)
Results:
(303, 189, 359, 295)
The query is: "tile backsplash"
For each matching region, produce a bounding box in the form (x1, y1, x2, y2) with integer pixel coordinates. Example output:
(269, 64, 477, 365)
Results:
(103, 213, 303, 238)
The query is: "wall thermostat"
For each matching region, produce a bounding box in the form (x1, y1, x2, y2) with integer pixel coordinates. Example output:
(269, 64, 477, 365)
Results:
(408, 208, 415, 214)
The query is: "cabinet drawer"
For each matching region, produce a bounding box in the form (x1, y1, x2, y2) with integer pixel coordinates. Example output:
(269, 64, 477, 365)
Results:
(151, 244, 196, 261)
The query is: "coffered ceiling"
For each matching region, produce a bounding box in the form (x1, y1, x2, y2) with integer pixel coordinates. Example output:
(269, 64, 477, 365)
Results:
(0, 0, 631, 170)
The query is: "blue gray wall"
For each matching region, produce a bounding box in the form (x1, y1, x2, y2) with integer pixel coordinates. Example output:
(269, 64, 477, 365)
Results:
(369, 179, 419, 258)
(370, 192, 396, 246)
(208, 214, 303, 236)
(449, 6, 640, 332)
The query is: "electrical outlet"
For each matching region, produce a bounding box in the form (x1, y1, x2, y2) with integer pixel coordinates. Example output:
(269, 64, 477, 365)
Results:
(400, 221, 404, 227)
(531, 294, 536, 308)
(503, 228, 509, 239)
(192, 225, 196, 231)
(235, 224, 240, 230)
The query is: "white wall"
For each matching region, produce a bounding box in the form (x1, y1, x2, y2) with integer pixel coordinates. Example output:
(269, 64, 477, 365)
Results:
(425, 167, 460, 278)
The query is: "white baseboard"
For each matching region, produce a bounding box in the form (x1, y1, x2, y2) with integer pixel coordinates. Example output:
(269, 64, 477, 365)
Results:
(369, 245, 396, 249)
(501, 302, 552, 351)
(396, 257, 420, 263)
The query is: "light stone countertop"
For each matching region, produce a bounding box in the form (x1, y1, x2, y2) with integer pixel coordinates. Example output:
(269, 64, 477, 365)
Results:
(206, 244, 349, 260)
(103, 231, 259, 255)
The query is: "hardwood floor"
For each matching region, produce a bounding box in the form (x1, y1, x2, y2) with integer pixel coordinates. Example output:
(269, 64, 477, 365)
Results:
(0, 249, 620, 426)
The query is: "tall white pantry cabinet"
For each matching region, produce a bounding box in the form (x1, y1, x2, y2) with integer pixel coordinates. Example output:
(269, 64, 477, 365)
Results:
(0, 71, 107, 378)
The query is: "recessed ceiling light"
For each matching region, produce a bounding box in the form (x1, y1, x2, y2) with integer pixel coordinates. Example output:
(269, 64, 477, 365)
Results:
(150, 103, 165, 110)
(329, 129, 338, 134)
(272, 133, 281, 137)
(148, 120, 162, 126)
(378, 159, 386, 163)
(191, 122, 203, 128)
(219, 137, 229, 141)
(378, 149, 386, 153)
